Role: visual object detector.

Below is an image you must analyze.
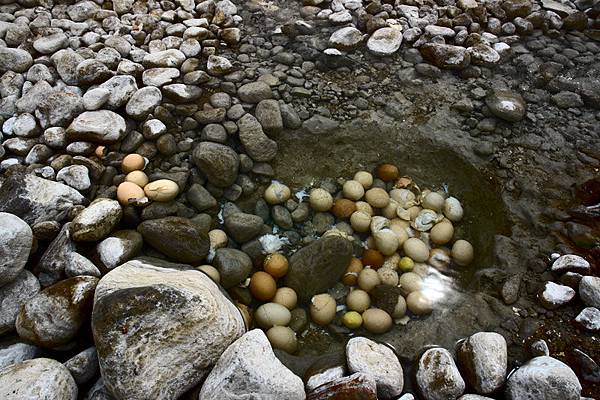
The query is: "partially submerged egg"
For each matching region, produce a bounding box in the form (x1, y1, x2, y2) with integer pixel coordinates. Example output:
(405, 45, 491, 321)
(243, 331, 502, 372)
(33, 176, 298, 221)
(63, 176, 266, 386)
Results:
(198, 265, 220, 283)
(399, 272, 423, 294)
(406, 291, 433, 315)
(310, 293, 337, 326)
(267, 326, 297, 353)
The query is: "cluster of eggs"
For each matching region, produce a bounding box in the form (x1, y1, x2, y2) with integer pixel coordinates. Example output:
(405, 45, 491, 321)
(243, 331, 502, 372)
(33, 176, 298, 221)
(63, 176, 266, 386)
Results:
(111, 153, 180, 206)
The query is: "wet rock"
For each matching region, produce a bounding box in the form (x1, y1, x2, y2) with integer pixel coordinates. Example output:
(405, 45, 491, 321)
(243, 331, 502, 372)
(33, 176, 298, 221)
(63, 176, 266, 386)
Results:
(85, 377, 115, 400)
(502, 0, 532, 18)
(255, 99, 283, 137)
(98, 76, 138, 109)
(0, 358, 78, 400)
(485, 90, 526, 122)
(421, 43, 471, 70)
(551, 254, 590, 273)
(16, 276, 98, 348)
(416, 347, 465, 400)
(213, 248, 253, 289)
(187, 184, 217, 211)
(237, 113, 278, 162)
(467, 44, 500, 65)
(238, 81, 272, 103)
(367, 27, 403, 56)
(505, 356, 581, 400)
(346, 337, 403, 399)
(0, 270, 40, 334)
(575, 307, 600, 331)
(66, 110, 127, 144)
(457, 332, 507, 395)
(307, 372, 377, 400)
(137, 217, 209, 263)
(572, 348, 600, 383)
(192, 142, 239, 187)
(579, 276, 600, 308)
(224, 212, 263, 243)
(64, 347, 99, 385)
(96, 230, 143, 271)
(0, 47, 33, 73)
(284, 235, 353, 303)
(329, 27, 364, 51)
(70, 199, 122, 242)
(552, 91, 584, 108)
(126, 87, 162, 119)
(0, 173, 85, 225)
(57, 165, 91, 191)
(199, 329, 304, 400)
(206, 55, 233, 76)
(92, 259, 245, 400)
(0, 212, 33, 287)
(458, 396, 494, 400)
(163, 84, 203, 102)
(143, 49, 186, 68)
(0, 342, 42, 370)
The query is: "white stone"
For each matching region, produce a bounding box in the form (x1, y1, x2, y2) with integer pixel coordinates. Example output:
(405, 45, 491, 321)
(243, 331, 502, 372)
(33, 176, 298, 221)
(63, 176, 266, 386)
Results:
(0, 212, 33, 287)
(539, 281, 575, 309)
(551, 254, 590, 273)
(457, 332, 507, 395)
(580, 276, 600, 309)
(416, 348, 465, 400)
(367, 27, 403, 56)
(0, 358, 78, 400)
(575, 307, 600, 331)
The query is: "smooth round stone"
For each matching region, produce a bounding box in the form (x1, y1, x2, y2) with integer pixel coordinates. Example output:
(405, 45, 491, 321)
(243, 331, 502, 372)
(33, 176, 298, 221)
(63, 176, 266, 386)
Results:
(0, 358, 77, 400)
(367, 27, 403, 56)
(457, 332, 507, 395)
(416, 348, 465, 400)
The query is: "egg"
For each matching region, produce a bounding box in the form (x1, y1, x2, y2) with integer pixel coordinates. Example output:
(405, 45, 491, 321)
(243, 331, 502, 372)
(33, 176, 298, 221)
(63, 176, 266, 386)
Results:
(382, 199, 399, 219)
(376, 164, 399, 182)
(443, 197, 464, 222)
(342, 257, 363, 286)
(362, 249, 384, 269)
(403, 238, 429, 263)
(389, 220, 409, 246)
(365, 188, 390, 208)
(378, 267, 399, 286)
(310, 188, 333, 212)
(355, 201, 373, 215)
(406, 291, 433, 315)
(429, 248, 451, 270)
(209, 229, 228, 249)
(332, 199, 356, 219)
(350, 211, 371, 233)
(374, 229, 399, 256)
(413, 263, 430, 277)
(264, 253, 289, 278)
(273, 287, 297, 310)
(116, 182, 145, 206)
(125, 170, 149, 187)
(264, 181, 291, 205)
(237, 303, 252, 328)
(267, 326, 297, 353)
(399, 272, 423, 294)
(249, 271, 277, 301)
(346, 289, 371, 312)
(354, 171, 373, 189)
(94, 146, 106, 159)
(370, 216, 389, 233)
(452, 239, 474, 266)
(357, 268, 381, 292)
(422, 192, 445, 213)
(343, 180, 365, 201)
(362, 308, 392, 333)
(407, 206, 421, 220)
(392, 295, 407, 318)
(255, 302, 292, 329)
(430, 221, 454, 245)
(342, 311, 363, 329)
(390, 188, 416, 207)
(310, 293, 337, 326)
(198, 265, 220, 283)
(122, 153, 145, 173)
(144, 179, 179, 202)
(398, 256, 415, 272)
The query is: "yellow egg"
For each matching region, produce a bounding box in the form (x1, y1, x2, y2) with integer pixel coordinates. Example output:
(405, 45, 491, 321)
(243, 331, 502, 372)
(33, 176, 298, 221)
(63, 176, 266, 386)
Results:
(362, 308, 393, 333)
(122, 153, 145, 173)
(346, 289, 371, 313)
(309, 293, 337, 326)
(398, 256, 415, 272)
(266, 326, 297, 353)
(357, 268, 381, 292)
(264, 181, 291, 204)
(350, 211, 371, 233)
(249, 271, 277, 301)
(342, 311, 363, 329)
(125, 170, 149, 187)
(430, 221, 454, 245)
(198, 265, 220, 283)
(264, 253, 289, 278)
(255, 302, 291, 329)
(399, 272, 423, 294)
(354, 171, 373, 189)
(403, 238, 429, 263)
(406, 291, 433, 315)
(365, 188, 390, 208)
(144, 179, 179, 202)
(452, 239, 474, 266)
(343, 180, 365, 201)
(309, 188, 333, 212)
(116, 181, 145, 206)
(273, 287, 297, 310)
(208, 229, 228, 249)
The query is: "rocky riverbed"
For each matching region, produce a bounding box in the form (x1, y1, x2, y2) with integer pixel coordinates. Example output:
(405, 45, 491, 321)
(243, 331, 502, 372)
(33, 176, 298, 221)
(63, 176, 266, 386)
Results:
(1, 0, 600, 398)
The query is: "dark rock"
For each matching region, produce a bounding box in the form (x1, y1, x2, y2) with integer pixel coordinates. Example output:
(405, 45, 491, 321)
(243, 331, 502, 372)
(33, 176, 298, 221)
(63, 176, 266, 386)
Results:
(192, 142, 239, 187)
(213, 248, 253, 289)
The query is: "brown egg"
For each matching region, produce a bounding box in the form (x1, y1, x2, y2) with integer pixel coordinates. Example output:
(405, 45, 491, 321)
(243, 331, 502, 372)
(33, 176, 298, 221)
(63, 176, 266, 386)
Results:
(116, 182, 145, 206)
(264, 253, 289, 278)
(94, 146, 106, 159)
(365, 188, 390, 209)
(362, 249, 384, 269)
(332, 199, 356, 219)
(310, 293, 337, 326)
(362, 308, 393, 333)
(122, 153, 145, 173)
(125, 170, 149, 188)
(376, 164, 400, 182)
(342, 257, 363, 286)
(249, 271, 277, 301)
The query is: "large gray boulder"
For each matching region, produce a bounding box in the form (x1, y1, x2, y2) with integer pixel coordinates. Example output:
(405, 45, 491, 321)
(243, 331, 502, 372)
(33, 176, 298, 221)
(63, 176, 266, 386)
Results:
(505, 356, 581, 399)
(0, 47, 33, 73)
(92, 259, 245, 400)
(0, 358, 78, 400)
(367, 27, 403, 56)
(0, 270, 40, 334)
(416, 348, 465, 400)
(456, 332, 507, 395)
(192, 142, 239, 187)
(137, 217, 209, 263)
(0, 212, 33, 287)
(199, 329, 305, 400)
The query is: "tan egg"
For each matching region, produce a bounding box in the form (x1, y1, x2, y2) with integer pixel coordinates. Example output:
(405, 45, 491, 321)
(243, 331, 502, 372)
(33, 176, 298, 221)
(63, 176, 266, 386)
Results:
(376, 164, 399, 182)
(355, 201, 373, 215)
(443, 197, 464, 222)
(452, 239, 474, 266)
(264, 253, 289, 278)
(332, 199, 356, 219)
(365, 188, 390, 208)
(362, 249, 384, 269)
(403, 238, 429, 263)
(370, 216, 389, 233)
(350, 211, 371, 233)
(373, 229, 399, 256)
(122, 153, 145, 173)
(343, 180, 365, 201)
(390, 188, 416, 206)
(144, 179, 179, 202)
(354, 171, 373, 189)
(342, 257, 363, 286)
(273, 287, 298, 310)
(407, 206, 421, 220)
(255, 302, 292, 329)
(198, 265, 220, 283)
(429, 248, 451, 271)
(237, 303, 252, 328)
(94, 146, 106, 159)
(362, 308, 393, 333)
(358, 268, 381, 292)
(309, 293, 337, 326)
(399, 272, 423, 294)
(346, 289, 371, 312)
(413, 263, 430, 278)
(422, 192, 445, 213)
(406, 291, 433, 315)
(366, 236, 376, 250)
(430, 221, 454, 245)
(310, 188, 333, 212)
(267, 326, 298, 353)
(389, 220, 409, 246)
(249, 271, 277, 301)
(116, 181, 145, 206)
(392, 295, 407, 318)
(209, 229, 228, 250)
(382, 199, 399, 219)
(125, 170, 149, 187)
(378, 267, 399, 286)
(264, 181, 291, 204)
